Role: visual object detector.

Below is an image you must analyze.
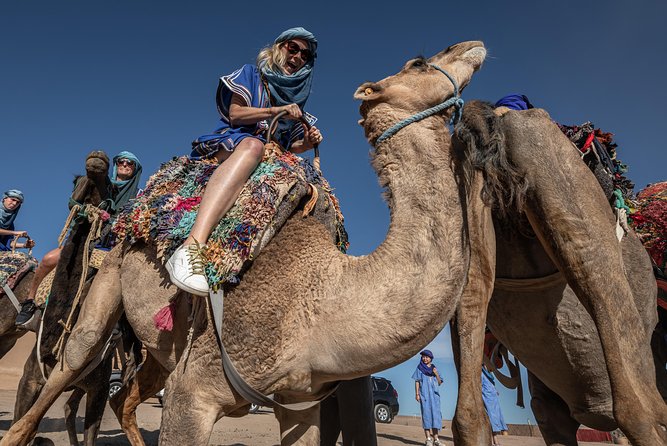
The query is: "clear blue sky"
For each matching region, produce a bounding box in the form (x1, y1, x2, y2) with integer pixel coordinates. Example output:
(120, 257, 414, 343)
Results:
(2, 1, 665, 424)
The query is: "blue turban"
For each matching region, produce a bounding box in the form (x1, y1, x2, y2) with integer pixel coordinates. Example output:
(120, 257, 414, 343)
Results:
(274, 27, 318, 58)
(110, 151, 143, 213)
(1, 189, 24, 230)
(261, 27, 318, 108)
(495, 94, 534, 111)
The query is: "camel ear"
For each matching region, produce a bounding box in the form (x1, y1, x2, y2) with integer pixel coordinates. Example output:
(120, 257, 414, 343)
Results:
(354, 82, 384, 101)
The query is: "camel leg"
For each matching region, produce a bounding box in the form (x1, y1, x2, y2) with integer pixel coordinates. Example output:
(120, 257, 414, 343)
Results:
(1, 247, 124, 446)
(0, 331, 24, 359)
(274, 398, 320, 446)
(110, 353, 168, 446)
(64, 388, 85, 446)
(81, 355, 113, 446)
(12, 345, 45, 424)
(528, 372, 579, 446)
(157, 367, 220, 446)
(451, 175, 496, 446)
(503, 111, 667, 445)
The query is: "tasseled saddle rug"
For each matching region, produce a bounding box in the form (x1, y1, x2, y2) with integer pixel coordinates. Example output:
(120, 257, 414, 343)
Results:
(112, 143, 348, 291)
(0, 251, 37, 293)
(631, 181, 667, 275)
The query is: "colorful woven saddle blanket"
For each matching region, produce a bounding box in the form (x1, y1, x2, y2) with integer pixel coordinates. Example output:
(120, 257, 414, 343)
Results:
(0, 251, 38, 292)
(630, 181, 667, 274)
(112, 144, 347, 290)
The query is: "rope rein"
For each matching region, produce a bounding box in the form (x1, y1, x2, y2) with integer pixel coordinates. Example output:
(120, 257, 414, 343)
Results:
(376, 64, 464, 144)
(52, 203, 108, 359)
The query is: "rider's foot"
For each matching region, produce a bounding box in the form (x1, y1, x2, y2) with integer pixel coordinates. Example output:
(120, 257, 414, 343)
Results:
(15, 299, 37, 327)
(165, 244, 209, 297)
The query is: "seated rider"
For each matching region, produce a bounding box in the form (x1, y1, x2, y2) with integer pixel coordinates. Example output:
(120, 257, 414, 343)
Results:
(15, 151, 142, 327)
(0, 189, 35, 251)
(165, 27, 323, 296)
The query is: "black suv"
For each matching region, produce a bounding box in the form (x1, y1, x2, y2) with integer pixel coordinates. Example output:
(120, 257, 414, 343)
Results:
(372, 376, 399, 423)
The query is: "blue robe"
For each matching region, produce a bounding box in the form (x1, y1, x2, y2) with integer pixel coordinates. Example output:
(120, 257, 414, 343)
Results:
(481, 369, 508, 432)
(191, 64, 317, 158)
(412, 367, 442, 429)
(0, 222, 14, 251)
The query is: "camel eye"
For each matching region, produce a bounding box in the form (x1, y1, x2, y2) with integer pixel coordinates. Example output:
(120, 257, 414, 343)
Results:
(410, 59, 428, 70)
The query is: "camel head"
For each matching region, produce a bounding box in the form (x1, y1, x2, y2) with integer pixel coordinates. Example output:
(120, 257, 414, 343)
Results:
(71, 150, 112, 206)
(354, 41, 486, 142)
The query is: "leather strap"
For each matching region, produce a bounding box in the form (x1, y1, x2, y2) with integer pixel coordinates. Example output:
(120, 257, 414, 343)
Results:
(2, 284, 21, 312)
(209, 290, 337, 411)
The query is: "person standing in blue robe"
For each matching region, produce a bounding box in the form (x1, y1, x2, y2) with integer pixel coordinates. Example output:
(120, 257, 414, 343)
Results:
(412, 349, 444, 446)
(0, 190, 34, 251)
(482, 364, 508, 446)
(166, 27, 324, 296)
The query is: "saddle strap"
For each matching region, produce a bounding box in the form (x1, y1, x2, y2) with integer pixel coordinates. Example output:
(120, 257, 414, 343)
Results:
(1, 284, 21, 312)
(209, 290, 338, 412)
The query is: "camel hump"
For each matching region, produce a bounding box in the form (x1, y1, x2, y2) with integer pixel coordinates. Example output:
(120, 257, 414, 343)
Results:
(454, 100, 529, 215)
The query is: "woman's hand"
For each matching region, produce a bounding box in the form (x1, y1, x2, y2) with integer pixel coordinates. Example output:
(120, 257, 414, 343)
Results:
(415, 393, 420, 402)
(14, 230, 28, 238)
(290, 125, 323, 154)
(25, 239, 36, 248)
(274, 103, 303, 120)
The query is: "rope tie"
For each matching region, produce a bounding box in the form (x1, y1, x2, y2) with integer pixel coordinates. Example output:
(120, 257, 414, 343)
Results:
(376, 64, 464, 144)
(58, 204, 82, 247)
(52, 204, 107, 359)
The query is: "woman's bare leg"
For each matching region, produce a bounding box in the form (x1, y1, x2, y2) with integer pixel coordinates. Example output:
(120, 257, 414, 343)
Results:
(186, 137, 265, 246)
(27, 247, 61, 299)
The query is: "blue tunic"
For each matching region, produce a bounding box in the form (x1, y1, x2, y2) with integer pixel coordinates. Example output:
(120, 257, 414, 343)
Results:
(481, 369, 508, 432)
(191, 64, 317, 159)
(0, 223, 13, 251)
(412, 367, 442, 429)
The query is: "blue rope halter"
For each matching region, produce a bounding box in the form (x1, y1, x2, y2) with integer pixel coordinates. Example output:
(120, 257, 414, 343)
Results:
(376, 64, 464, 144)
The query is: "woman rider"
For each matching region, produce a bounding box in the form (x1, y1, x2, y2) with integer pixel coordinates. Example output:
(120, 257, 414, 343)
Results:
(166, 27, 323, 296)
(15, 151, 142, 327)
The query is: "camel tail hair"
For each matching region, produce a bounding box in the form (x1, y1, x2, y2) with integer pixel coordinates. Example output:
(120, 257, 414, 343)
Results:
(453, 100, 528, 217)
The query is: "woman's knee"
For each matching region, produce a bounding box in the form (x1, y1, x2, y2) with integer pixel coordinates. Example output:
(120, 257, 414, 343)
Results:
(42, 248, 61, 268)
(236, 138, 265, 162)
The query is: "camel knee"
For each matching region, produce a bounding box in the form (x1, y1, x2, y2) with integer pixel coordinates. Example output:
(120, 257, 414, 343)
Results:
(64, 326, 107, 371)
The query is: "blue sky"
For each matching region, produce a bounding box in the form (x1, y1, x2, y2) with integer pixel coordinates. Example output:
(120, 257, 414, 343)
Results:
(2, 1, 666, 424)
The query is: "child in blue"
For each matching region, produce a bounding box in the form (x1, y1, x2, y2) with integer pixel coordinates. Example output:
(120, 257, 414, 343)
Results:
(412, 349, 444, 446)
(166, 27, 324, 296)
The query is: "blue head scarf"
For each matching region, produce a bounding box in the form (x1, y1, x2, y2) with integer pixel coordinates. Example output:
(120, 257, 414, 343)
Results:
(260, 27, 318, 108)
(494, 94, 534, 111)
(110, 151, 143, 213)
(0, 189, 24, 230)
(417, 350, 436, 377)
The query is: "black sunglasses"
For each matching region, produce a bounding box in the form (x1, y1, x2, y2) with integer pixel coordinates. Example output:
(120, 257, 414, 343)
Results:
(285, 41, 312, 62)
(116, 159, 135, 167)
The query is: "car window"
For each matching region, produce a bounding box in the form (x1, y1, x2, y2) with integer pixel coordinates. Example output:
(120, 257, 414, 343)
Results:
(375, 379, 388, 392)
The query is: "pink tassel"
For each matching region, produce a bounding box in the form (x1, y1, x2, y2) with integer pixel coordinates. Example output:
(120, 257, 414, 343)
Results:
(153, 302, 176, 331)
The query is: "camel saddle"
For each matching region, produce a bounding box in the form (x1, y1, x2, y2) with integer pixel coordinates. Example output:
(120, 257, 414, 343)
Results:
(112, 143, 348, 291)
(0, 251, 37, 293)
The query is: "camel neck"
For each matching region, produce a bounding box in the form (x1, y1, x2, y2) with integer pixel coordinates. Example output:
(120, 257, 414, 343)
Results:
(315, 121, 469, 377)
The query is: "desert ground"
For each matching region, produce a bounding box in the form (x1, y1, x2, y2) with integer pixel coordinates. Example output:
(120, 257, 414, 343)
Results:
(0, 334, 605, 445)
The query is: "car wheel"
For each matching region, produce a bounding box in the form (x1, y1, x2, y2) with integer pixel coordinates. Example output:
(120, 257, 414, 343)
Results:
(374, 403, 392, 423)
(249, 403, 260, 414)
(109, 381, 122, 399)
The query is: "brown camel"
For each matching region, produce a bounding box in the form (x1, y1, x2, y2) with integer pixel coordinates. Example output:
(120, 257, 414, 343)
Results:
(452, 101, 667, 446)
(11, 151, 120, 446)
(2, 42, 493, 446)
(0, 270, 33, 358)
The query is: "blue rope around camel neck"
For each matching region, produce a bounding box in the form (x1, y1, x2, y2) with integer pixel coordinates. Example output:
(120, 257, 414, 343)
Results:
(376, 64, 464, 144)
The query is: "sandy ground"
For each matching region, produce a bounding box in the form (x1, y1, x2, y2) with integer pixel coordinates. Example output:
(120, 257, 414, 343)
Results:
(0, 334, 605, 445)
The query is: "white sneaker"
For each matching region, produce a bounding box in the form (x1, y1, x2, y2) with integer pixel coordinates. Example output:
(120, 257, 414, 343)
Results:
(425, 439, 434, 446)
(165, 244, 209, 297)
(433, 438, 442, 446)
